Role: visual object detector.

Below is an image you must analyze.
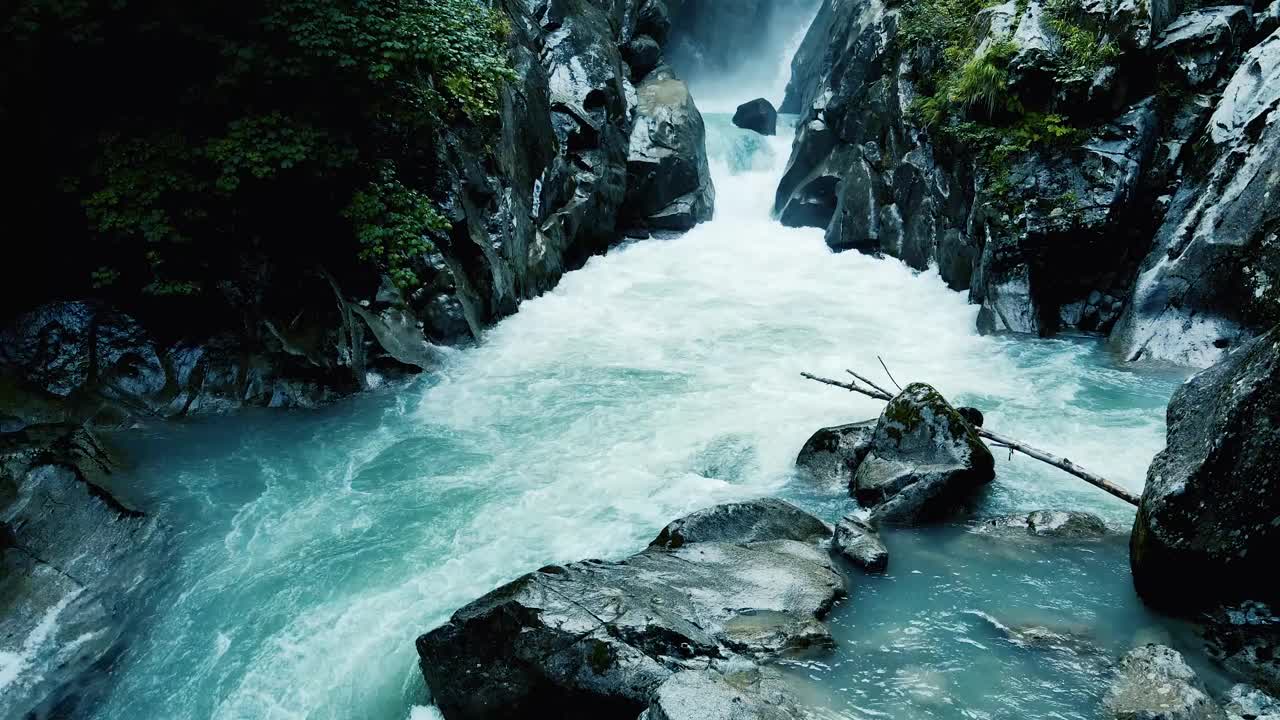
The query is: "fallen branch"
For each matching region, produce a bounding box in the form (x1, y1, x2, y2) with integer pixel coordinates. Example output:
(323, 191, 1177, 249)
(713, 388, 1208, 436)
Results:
(800, 372, 891, 401)
(975, 427, 1141, 506)
(846, 369, 894, 398)
(800, 371, 1140, 507)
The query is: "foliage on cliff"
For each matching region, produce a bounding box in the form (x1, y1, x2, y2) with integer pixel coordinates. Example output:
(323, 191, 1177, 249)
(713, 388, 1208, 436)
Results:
(3, 0, 513, 303)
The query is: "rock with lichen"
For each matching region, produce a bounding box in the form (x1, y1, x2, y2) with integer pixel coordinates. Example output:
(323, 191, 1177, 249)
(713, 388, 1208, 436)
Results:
(853, 383, 995, 524)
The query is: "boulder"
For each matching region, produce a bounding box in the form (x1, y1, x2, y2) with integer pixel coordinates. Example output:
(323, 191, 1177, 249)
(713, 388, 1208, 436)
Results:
(732, 98, 778, 136)
(417, 500, 844, 720)
(1156, 6, 1255, 89)
(638, 669, 808, 720)
(833, 514, 888, 572)
(1223, 684, 1280, 720)
(650, 498, 831, 548)
(622, 66, 715, 234)
(794, 420, 876, 492)
(1112, 29, 1280, 367)
(1103, 645, 1225, 720)
(1130, 328, 1280, 611)
(622, 34, 663, 80)
(974, 510, 1110, 539)
(853, 383, 995, 524)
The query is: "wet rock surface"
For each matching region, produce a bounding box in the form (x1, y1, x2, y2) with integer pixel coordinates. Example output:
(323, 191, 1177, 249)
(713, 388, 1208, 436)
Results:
(650, 498, 831, 548)
(0, 424, 162, 719)
(623, 65, 716, 234)
(852, 384, 995, 524)
(833, 514, 888, 572)
(638, 668, 810, 720)
(794, 420, 876, 492)
(1112, 29, 1280, 367)
(1130, 328, 1280, 610)
(1104, 645, 1225, 720)
(417, 499, 844, 720)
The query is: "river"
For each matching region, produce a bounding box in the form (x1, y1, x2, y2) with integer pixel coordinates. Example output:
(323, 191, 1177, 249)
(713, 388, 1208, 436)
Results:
(67, 49, 1208, 720)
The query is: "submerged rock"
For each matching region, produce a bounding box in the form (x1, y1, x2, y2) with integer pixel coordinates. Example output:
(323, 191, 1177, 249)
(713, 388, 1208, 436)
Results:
(622, 65, 715, 235)
(1223, 684, 1280, 720)
(794, 420, 876, 492)
(1104, 645, 1225, 720)
(833, 514, 888, 572)
(416, 500, 843, 720)
(974, 510, 1110, 539)
(1205, 603, 1280, 697)
(639, 668, 808, 720)
(1130, 328, 1280, 611)
(853, 384, 995, 524)
(732, 98, 778, 136)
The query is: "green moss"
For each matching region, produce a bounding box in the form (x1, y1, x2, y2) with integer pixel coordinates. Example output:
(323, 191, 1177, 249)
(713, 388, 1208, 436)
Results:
(1042, 0, 1121, 79)
(588, 639, 613, 674)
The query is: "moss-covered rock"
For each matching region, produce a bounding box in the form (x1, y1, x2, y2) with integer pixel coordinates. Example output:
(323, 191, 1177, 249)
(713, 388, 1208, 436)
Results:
(853, 383, 995, 524)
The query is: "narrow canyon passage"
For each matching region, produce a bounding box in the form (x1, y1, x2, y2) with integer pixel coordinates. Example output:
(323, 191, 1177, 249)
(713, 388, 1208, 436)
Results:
(79, 114, 1194, 720)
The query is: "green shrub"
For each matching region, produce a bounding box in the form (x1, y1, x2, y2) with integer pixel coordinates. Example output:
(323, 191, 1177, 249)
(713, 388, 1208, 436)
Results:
(5, 0, 515, 297)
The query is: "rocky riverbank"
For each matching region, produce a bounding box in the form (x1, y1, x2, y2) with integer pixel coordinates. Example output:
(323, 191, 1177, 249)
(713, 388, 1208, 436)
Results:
(776, 0, 1279, 367)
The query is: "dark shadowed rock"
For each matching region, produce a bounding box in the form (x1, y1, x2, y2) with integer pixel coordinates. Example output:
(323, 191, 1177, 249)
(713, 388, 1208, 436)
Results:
(974, 510, 1110, 539)
(1104, 645, 1225, 720)
(833, 514, 888, 572)
(853, 383, 995, 524)
(794, 420, 876, 492)
(1130, 328, 1280, 611)
(417, 500, 843, 720)
(622, 66, 715, 234)
(1205, 603, 1280, 697)
(733, 98, 778, 136)
(650, 498, 831, 548)
(622, 34, 663, 80)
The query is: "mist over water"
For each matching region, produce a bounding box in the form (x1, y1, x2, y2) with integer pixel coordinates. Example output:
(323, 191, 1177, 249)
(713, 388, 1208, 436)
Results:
(665, 0, 823, 111)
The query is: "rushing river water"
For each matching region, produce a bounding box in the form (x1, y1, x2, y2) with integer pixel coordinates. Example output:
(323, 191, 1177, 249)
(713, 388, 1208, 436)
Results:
(10, 58, 1212, 717)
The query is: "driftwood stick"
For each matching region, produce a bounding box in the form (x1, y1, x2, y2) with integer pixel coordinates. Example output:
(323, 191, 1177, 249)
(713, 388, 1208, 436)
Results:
(800, 370, 1140, 507)
(877, 356, 904, 392)
(976, 428, 1141, 506)
(846, 369, 894, 398)
(800, 372, 892, 401)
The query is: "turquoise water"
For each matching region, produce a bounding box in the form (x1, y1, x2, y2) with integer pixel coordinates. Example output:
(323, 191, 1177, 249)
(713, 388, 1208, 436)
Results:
(68, 117, 1198, 720)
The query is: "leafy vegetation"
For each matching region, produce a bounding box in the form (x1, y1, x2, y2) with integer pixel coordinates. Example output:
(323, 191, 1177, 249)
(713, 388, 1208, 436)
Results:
(3, 0, 514, 302)
(899, 0, 1112, 208)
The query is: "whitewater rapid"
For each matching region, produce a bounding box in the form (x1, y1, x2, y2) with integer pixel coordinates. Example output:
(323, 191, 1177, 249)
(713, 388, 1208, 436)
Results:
(75, 115, 1189, 720)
